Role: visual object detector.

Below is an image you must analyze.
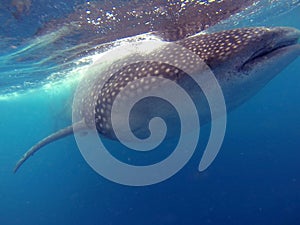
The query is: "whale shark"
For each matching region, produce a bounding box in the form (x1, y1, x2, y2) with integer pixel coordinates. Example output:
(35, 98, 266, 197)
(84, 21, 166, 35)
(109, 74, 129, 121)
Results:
(14, 25, 300, 173)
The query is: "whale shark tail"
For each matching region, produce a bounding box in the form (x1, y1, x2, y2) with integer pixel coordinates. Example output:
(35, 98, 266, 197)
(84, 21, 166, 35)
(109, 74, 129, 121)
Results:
(14, 120, 86, 173)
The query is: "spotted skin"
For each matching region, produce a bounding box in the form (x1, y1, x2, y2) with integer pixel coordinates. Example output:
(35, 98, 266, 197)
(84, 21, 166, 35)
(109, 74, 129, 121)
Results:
(89, 61, 189, 138)
(180, 28, 266, 62)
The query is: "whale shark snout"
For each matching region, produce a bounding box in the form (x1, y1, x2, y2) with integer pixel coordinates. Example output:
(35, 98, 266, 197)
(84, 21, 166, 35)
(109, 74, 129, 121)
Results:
(180, 27, 300, 77)
(240, 27, 300, 72)
(236, 27, 300, 105)
(182, 27, 300, 110)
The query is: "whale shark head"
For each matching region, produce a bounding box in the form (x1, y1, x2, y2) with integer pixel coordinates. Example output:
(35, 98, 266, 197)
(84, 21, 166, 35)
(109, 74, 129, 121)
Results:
(180, 27, 300, 109)
(87, 27, 300, 138)
(76, 27, 300, 139)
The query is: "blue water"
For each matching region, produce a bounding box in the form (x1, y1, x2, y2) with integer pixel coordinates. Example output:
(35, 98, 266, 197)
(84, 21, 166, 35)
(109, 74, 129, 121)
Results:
(1, 1, 300, 225)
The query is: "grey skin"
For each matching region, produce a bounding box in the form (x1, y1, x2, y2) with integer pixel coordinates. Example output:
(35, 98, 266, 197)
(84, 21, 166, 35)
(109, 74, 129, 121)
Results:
(14, 26, 300, 173)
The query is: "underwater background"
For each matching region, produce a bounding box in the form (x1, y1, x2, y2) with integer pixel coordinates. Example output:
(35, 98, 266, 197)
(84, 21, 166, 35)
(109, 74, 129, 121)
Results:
(0, 1, 300, 225)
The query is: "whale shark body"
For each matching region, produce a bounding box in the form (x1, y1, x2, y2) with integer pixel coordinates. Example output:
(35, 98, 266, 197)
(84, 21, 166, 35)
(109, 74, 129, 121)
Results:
(14, 1, 300, 173)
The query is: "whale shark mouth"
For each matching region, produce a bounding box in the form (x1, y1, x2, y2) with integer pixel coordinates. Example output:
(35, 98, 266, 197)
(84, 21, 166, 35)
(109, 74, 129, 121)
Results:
(241, 36, 300, 70)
